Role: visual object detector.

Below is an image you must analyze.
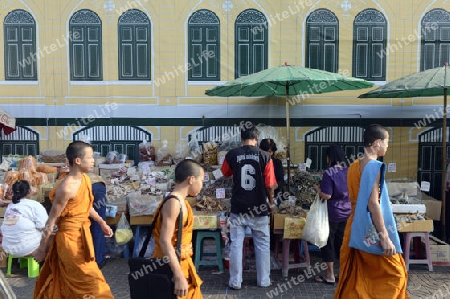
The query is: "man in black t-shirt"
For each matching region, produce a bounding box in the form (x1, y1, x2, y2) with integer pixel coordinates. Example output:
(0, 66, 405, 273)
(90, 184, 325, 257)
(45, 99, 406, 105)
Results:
(221, 123, 277, 289)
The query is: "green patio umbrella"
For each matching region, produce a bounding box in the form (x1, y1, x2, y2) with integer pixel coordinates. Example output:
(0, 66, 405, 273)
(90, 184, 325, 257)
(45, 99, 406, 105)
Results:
(359, 64, 450, 239)
(206, 63, 374, 189)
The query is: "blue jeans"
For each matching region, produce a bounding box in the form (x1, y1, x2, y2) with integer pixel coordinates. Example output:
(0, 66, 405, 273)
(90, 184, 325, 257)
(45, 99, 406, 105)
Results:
(90, 182, 107, 266)
(229, 213, 270, 288)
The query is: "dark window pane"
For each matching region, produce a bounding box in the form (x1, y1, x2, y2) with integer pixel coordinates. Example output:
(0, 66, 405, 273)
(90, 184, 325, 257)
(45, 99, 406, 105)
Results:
(356, 44, 368, 77)
(136, 44, 148, 77)
(371, 43, 383, 78)
(26, 144, 36, 156)
(191, 27, 201, 42)
(253, 44, 264, 73)
(424, 26, 437, 41)
(2, 144, 12, 155)
(423, 44, 435, 70)
(239, 27, 249, 42)
(121, 44, 133, 76)
(72, 27, 84, 41)
(308, 44, 320, 69)
(372, 27, 383, 41)
(7, 44, 19, 77)
(7, 27, 17, 41)
(21, 27, 32, 41)
(206, 28, 217, 42)
(324, 44, 335, 72)
(88, 27, 99, 42)
(238, 44, 249, 76)
(253, 26, 264, 41)
(21, 44, 34, 77)
(136, 27, 147, 42)
(191, 44, 202, 77)
(357, 27, 368, 41)
(324, 27, 335, 41)
(439, 44, 450, 66)
(73, 44, 85, 77)
(88, 44, 100, 77)
(122, 27, 132, 41)
(422, 146, 432, 171)
(309, 27, 320, 41)
(206, 44, 217, 77)
(15, 144, 24, 156)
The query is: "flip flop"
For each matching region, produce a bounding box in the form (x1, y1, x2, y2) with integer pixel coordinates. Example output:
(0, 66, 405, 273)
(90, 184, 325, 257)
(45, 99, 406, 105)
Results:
(315, 276, 336, 286)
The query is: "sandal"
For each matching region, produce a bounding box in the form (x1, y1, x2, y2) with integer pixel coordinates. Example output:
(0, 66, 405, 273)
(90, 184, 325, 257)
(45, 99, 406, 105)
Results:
(315, 276, 336, 286)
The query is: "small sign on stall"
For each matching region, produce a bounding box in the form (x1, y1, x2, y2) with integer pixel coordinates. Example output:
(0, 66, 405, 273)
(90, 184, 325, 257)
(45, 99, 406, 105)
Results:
(388, 163, 396, 172)
(298, 163, 307, 172)
(212, 168, 223, 180)
(204, 172, 210, 182)
(421, 181, 431, 192)
(216, 188, 226, 199)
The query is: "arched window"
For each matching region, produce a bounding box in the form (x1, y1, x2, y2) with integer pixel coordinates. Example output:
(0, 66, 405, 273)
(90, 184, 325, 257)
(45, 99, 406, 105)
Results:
(118, 9, 150, 80)
(235, 9, 268, 78)
(69, 9, 102, 81)
(353, 9, 386, 81)
(4, 9, 37, 80)
(421, 9, 450, 71)
(306, 9, 339, 72)
(188, 9, 220, 81)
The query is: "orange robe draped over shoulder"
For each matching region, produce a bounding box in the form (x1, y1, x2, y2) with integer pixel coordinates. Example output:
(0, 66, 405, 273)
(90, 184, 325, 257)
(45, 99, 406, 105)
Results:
(34, 174, 113, 299)
(334, 159, 408, 299)
(152, 199, 203, 299)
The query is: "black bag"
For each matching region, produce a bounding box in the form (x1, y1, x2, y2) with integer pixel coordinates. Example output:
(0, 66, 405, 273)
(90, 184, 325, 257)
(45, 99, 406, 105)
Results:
(128, 195, 183, 299)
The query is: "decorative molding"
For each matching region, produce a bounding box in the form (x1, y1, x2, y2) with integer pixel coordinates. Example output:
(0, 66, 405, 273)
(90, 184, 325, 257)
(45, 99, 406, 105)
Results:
(236, 9, 267, 24)
(423, 8, 450, 23)
(4, 9, 35, 24)
(354, 9, 386, 24)
(70, 9, 101, 24)
(118, 9, 150, 24)
(307, 9, 338, 24)
(189, 9, 220, 24)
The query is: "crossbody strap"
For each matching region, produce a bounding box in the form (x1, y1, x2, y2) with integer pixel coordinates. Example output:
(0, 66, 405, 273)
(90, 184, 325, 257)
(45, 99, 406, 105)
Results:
(139, 195, 183, 263)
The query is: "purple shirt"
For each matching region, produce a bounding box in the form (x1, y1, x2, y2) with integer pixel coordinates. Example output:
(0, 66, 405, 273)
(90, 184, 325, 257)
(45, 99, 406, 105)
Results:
(320, 166, 351, 222)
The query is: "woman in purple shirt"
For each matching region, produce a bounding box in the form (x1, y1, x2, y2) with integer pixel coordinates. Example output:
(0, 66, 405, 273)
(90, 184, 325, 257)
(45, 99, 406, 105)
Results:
(315, 144, 351, 285)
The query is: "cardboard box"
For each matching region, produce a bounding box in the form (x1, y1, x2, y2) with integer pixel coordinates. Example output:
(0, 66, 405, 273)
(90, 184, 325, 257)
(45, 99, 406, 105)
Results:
(193, 211, 218, 230)
(106, 214, 121, 225)
(428, 235, 450, 265)
(423, 198, 442, 221)
(273, 213, 289, 231)
(397, 216, 434, 232)
(283, 217, 306, 239)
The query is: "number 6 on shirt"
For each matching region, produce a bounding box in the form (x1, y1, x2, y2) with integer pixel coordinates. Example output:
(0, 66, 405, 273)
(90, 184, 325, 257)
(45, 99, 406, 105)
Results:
(241, 164, 256, 190)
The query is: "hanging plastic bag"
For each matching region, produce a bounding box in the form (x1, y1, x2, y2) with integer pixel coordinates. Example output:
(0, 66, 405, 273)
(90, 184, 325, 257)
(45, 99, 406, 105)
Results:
(115, 213, 133, 245)
(187, 134, 202, 162)
(156, 140, 173, 166)
(301, 193, 329, 248)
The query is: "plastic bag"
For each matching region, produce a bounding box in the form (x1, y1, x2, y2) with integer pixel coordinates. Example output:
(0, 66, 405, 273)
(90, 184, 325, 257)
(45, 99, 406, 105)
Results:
(105, 151, 119, 164)
(173, 141, 189, 164)
(156, 140, 173, 166)
(187, 135, 202, 162)
(115, 213, 133, 245)
(301, 193, 329, 248)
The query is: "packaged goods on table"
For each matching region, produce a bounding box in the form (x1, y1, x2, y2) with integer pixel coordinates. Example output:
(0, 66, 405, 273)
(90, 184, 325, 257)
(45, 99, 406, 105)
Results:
(127, 190, 163, 216)
(139, 140, 156, 162)
(203, 142, 219, 165)
(18, 155, 37, 173)
(290, 171, 322, 206)
(156, 140, 173, 166)
(39, 150, 66, 163)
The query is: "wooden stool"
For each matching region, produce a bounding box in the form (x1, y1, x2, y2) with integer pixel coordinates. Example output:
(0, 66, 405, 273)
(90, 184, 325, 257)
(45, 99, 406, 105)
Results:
(7, 254, 40, 278)
(281, 239, 311, 277)
(194, 230, 224, 272)
(403, 232, 433, 271)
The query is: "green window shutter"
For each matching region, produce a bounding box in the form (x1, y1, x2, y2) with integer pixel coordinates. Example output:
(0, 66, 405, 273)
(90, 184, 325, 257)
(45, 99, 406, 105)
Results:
(4, 10, 37, 80)
(306, 9, 339, 73)
(70, 10, 102, 81)
(421, 9, 450, 71)
(118, 9, 150, 80)
(352, 9, 386, 80)
(188, 10, 220, 81)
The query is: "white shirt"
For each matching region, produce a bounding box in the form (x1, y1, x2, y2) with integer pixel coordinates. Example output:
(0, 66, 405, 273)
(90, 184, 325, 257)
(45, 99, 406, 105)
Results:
(1, 199, 48, 256)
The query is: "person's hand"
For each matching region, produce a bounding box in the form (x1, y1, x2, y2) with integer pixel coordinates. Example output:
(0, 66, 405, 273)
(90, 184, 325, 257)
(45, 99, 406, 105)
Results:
(100, 222, 113, 238)
(173, 274, 189, 297)
(269, 203, 275, 213)
(32, 246, 47, 263)
(380, 234, 396, 256)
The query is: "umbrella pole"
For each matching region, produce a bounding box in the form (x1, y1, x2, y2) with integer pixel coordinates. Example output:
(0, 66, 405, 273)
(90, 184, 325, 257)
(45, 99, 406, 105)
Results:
(442, 88, 448, 241)
(286, 82, 291, 193)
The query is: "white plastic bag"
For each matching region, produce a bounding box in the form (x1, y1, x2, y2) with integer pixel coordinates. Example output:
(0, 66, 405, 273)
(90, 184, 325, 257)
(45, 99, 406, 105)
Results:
(302, 193, 329, 248)
(115, 213, 133, 245)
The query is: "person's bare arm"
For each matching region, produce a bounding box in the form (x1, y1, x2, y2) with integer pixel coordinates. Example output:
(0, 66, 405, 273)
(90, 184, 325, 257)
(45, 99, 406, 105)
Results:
(159, 198, 188, 298)
(89, 207, 113, 237)
(367, 172, 396, 256)
(32, 181, 74, 262)
(318, 190, 331, 200)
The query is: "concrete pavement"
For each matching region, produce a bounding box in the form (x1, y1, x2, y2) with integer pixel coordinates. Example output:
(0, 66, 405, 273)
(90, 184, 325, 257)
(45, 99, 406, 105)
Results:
(3, 254, 450, 299)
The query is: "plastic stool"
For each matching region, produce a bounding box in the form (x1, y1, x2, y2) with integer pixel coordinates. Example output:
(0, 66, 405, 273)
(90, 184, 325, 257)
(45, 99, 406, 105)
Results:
(403, 232, 433, 271)
(194, 230, 224, 272)
(7, 254, 40, 278)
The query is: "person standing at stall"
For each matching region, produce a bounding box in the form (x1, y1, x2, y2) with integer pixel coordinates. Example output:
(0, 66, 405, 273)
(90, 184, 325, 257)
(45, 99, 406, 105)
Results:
(314, 144, 351, 285)
(221, 123, 277, 289)
(259, 138, 285, 204)
(33, 141, 114, 299)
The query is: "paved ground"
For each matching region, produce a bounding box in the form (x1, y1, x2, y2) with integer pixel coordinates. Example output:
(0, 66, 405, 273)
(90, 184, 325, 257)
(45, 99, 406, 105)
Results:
(3, 253, 450, 299)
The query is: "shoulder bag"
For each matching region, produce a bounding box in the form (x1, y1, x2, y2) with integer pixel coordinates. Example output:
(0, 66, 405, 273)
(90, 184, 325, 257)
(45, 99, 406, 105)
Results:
(128, 195, 183, 299)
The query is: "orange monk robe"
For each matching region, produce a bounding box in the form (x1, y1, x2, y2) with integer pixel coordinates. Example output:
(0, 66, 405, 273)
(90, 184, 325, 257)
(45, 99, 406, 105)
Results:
(334, 159, 408, 299)
(34, 174, 114, 299)
(152, 199, 203, 299)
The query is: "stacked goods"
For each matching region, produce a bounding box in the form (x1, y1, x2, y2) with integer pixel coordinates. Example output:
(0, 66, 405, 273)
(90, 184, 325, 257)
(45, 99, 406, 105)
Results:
(139, 141, 156, 162)
(277, 200, 307, 216)
(203, 142, 219, 165)
(201, 177, 233, 199)
(194, 196, 229, 212)
(33, 172, 49, 186)
(18, 156, 37, 173)
(291, 171, 322, 206)
(36, 165, 58, 174)
(40, 150, 66, 163)
(156, 140, 173, 166)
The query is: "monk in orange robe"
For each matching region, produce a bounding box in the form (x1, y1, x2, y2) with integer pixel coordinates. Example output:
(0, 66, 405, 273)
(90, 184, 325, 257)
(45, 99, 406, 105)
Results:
(33, 141, 114, 299)
(335, 124, 408, 299)
(152, 159, 204, 298)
